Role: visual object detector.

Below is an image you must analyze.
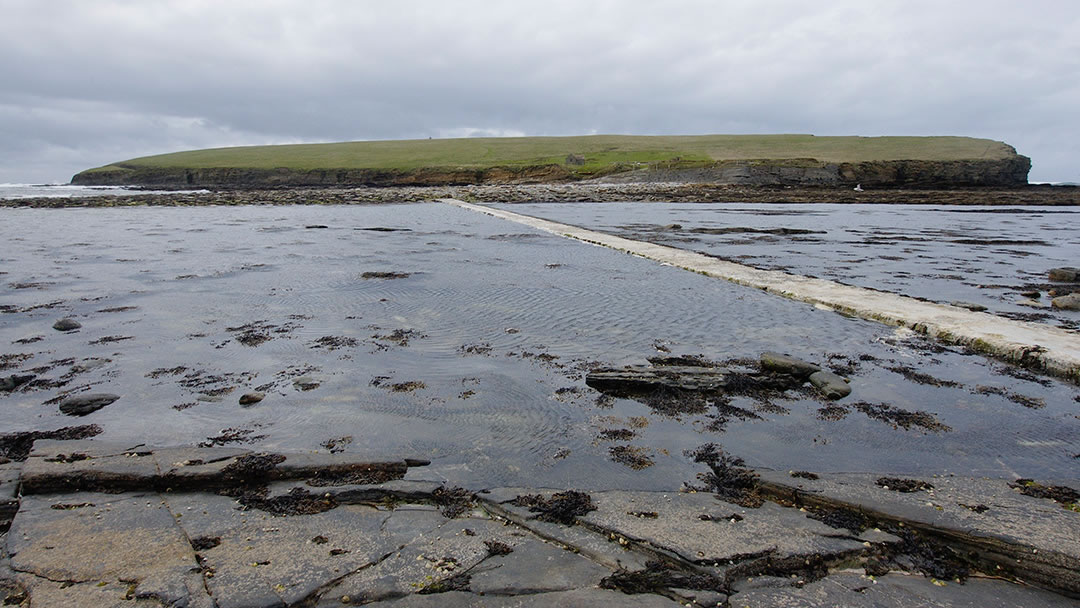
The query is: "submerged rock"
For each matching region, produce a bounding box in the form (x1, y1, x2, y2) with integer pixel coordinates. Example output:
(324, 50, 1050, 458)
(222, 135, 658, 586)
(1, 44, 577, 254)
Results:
(950, 301, 988, 312)
(58, 393, 119, 416)
(239, 391, 265, 406)
(760, 351, 821, 378)
(1051, 293, 1080, 310)
(52, 318, 81, 331)
(0, 374, 35, 392)
(1048, 267, 1079, 282)
(809, 370, 851, 400)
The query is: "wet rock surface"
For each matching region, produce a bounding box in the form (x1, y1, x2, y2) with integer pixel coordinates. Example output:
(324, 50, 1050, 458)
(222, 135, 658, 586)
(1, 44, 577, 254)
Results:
(56, 392, 119, 416)
(2, 444, 1078, 606)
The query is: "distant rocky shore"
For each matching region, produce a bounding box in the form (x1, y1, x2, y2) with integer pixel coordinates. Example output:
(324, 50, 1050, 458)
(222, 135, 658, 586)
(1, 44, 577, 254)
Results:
(3, 183, 1079, 208)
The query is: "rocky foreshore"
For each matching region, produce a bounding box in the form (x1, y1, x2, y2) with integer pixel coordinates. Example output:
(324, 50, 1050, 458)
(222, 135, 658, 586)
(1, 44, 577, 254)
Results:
(2, 439, 1078, 607)
(2, 183, 1079, 208)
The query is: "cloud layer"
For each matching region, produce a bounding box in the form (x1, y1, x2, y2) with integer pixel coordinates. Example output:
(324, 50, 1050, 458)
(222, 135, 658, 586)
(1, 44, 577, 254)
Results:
(1, 0, 1077, 182)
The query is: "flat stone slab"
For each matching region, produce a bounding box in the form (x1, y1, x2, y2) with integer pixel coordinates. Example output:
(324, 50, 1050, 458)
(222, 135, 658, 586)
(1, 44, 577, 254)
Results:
(758, 470, 1080, 596)
(728, 571, 1080, 607)
(319, 515, 516, 605)
(468, 536, 612, 596)
(20, 440, 159, 493)
(355, 588, 684, 607)
(7, 492, 211, 607)
(0, 462, 20, 524)
(20, 441, 417, 494)
(166, 491, 422, 608)
(478, 488, 652, 572)
(579, 490, 875, 566)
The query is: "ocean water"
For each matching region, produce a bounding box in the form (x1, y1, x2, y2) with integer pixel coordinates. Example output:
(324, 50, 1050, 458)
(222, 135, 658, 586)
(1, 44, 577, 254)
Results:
(1, 203, 1077, 490)
(498, 202, 1080, 330)
(0, 183, 207, 200)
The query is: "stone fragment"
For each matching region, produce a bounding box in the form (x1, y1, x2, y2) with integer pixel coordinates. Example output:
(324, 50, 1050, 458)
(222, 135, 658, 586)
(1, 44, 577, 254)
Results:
(239, 391, 265, 405)
(1050, 293, 1080, 310)
(950, 301, 987, 312)
(51, 318, 81, 331)
(57, 393, 119, 416)
(1048, 267, 1079, 282)
(809, 370, 851, 400)
(760, 351, 821, 377)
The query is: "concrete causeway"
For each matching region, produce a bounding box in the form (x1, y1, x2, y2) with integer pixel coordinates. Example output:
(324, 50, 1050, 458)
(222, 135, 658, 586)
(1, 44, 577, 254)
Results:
(442, 199, 1080, 384)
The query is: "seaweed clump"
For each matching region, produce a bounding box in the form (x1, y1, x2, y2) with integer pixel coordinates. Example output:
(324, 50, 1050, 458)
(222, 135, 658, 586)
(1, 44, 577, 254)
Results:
(0, 425, 102, 462)
(888, 528, 970, 582)
(684, 443, 763, 508)
(1009, 479, 1080, 510)
(511, 490, 597, 524)
(433, 486, 475, 518)
(418, 572, 471, 594)
(876, 477, 934, 493)
(599, 560, 728, 595)
(238, 487, 338, 516)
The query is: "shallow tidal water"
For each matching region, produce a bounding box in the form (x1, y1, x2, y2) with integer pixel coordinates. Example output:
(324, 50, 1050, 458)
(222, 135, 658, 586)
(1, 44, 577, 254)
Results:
(1, 202, 1078, 490)
(498, 202, 1080, 330)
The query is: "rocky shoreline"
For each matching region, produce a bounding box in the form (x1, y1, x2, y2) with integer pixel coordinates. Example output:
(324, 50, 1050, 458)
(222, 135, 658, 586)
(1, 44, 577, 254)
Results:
(1, 439, 1077, 606)
(2, 183, 1079, 208)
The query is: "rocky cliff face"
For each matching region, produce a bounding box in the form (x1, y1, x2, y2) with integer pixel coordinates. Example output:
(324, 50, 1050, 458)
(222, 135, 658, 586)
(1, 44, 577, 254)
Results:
(72, 156, 1030, 189)
(597, 157, 1031, 187)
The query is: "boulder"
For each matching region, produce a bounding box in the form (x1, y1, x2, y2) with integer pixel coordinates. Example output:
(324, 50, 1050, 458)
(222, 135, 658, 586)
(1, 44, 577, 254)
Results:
(760, 352, 821, 378)
(1048, 267, 1079, 282)
(1050, 293, 1080, 311)
(809, 370, 851, 400)
(52, 318, 81, 331)
(58, 393, 119, 416)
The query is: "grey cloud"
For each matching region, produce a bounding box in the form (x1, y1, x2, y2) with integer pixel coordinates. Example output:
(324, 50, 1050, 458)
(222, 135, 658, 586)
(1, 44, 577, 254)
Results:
(0, 0, 1077, 183)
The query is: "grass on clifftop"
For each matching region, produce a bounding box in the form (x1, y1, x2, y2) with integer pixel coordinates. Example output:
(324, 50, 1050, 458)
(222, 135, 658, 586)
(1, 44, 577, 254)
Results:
(81, 134, 1016, 176)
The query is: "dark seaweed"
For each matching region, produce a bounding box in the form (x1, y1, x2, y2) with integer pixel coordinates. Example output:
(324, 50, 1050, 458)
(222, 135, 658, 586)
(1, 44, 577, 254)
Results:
(511, 490, 597, 524)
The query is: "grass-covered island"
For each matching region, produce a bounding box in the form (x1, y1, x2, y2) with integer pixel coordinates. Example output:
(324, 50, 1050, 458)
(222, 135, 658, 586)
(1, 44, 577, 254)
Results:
(71, 134, 1031, 189)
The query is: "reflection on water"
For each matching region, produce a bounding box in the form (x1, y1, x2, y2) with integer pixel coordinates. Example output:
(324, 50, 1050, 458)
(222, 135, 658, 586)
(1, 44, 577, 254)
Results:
(1, 203, 1077, 490)
(499, 202, 1080, 330)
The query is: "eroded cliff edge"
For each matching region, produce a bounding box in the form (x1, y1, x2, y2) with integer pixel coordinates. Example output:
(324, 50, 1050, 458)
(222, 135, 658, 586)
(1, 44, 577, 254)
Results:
(71, 156, 1032, 189)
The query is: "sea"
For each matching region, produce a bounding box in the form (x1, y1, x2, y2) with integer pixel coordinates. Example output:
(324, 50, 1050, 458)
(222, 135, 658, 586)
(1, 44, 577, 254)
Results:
(0, 183, 207, 200)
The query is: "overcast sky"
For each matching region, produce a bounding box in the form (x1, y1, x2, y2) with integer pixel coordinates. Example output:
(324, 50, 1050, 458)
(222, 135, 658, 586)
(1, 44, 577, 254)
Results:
(1, 0, 1077, 183)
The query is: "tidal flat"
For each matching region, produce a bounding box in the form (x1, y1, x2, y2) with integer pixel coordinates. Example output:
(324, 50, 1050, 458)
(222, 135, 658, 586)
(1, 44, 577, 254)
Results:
(1, 202, 1078, 490)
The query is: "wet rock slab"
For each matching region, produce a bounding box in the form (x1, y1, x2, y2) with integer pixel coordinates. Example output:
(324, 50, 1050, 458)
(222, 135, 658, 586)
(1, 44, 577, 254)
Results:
(7, 492, 212, 607)
(757, 470, 1080, 596)
(19, 440, 414, 494)
(5, 444, 1079, 607)
(352, 588, 684, 607)
(575, 490, 881, 566)
(728, 571, 1080, 607)
(0, 461, 20, 529)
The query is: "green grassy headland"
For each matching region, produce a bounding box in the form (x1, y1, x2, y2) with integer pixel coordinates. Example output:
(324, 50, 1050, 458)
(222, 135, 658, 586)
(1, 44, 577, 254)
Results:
(79, 134, 1015, 178)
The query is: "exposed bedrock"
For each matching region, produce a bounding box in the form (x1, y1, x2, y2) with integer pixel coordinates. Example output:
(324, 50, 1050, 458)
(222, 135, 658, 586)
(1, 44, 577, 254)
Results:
(71, 157, 1031, 189)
